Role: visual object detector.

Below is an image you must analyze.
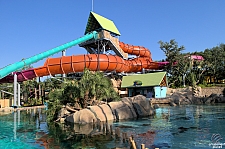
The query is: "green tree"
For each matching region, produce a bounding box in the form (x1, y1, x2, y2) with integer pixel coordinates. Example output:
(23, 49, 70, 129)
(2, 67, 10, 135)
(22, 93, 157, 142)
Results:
(78, 69, 119, 108)
(46, 69, 120, 121)
(62, 80, 80, 107)
(46, 88, 63, 122)
(21, 79, 38, 104)
(201, 44, 225, 82)
(43, 77, 63, 91)
(158, 39, 187, 87)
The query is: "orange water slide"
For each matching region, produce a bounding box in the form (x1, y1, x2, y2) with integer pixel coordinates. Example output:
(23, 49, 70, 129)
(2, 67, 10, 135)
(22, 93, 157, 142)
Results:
(119, 42, 152, 59)
(33, 42, 159, 77)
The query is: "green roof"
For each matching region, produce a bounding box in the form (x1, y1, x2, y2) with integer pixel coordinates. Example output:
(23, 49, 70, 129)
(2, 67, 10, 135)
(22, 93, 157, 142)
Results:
(85, 11, 121, 36)
(121, 72, 167, 88)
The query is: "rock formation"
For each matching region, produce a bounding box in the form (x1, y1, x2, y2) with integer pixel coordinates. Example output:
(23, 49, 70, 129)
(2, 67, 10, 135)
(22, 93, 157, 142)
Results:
(61, 95, 155, 124)
(169, 87, 225, 106)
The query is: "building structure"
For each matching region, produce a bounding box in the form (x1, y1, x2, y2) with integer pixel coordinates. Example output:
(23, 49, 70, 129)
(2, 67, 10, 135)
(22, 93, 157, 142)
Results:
(121, 72, 168, 98)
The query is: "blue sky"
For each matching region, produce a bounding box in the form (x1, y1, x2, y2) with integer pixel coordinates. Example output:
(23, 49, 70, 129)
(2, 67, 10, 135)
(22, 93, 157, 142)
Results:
(0, 0, 224, 69)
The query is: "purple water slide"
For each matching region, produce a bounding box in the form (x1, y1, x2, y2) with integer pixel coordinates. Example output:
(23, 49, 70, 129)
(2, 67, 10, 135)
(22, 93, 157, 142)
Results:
(158, 61, 169, 68)
(0, 68, 37, 83)
(190, 55, 204, 61)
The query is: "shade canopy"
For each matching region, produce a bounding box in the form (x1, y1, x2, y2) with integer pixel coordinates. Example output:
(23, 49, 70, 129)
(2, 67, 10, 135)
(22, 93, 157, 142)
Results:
(85, 11, 121, 36)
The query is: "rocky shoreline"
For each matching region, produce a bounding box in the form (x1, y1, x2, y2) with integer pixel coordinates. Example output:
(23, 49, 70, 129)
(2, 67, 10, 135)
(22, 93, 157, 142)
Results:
(168, 87, 225, 106)
(1, 87, 224, 123)
(56, 87, 225, 124)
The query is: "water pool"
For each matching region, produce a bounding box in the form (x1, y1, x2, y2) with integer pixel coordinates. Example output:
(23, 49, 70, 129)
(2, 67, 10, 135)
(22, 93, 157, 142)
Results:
(0, 104, 225, 149)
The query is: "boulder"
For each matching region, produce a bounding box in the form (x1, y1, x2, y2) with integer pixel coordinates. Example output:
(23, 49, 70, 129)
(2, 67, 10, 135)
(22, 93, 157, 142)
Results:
(72, 123, 94, 135)
(114, 106, 136, 120)
(192, 97, 203, 104)
(121, 97, 133, 104)
(132, 95, 155, 117)
(108, 101, 123, 119)
(153, 104, 160, 109)
(121, 97, 137, 118)
(57, 107, 70, 118)
(59, 117, 66, 123)
(214, 95, 225, 103)
(98, 104, 114, 121)
(65, 109, 97, 124)
(204, 94, 217, 104)
(169, 102, 176, 106)
(180, 97, 192, 105)
(170, 93, 182, 105)
(88, 105, 106, 122)
(222, 96, 225, 102)
(108, 101, 136, 120)
(170, 92, 194, 105)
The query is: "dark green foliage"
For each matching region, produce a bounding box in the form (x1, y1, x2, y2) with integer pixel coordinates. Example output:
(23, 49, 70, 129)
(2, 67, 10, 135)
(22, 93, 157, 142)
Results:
(158, 39, 187, 87)
(78, 69, 120, 108)
(159, 39, 225, 88)
(62, 81, 80, 105)
(46, 69, 120, 121)
(200, 44, 225, 82)
(0, 83, 13, 99)
(46, 89, 63, 122)
(43, 78, 63, 90)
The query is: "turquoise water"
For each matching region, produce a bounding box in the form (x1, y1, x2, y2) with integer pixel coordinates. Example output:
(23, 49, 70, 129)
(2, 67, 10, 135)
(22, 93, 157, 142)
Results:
(1, 105, 225, 149)
(0, 109, 48, 149)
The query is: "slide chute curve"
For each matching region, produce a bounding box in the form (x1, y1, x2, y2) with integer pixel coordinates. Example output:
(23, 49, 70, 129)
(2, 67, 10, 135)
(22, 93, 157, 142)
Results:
(0, 41, 159, 83)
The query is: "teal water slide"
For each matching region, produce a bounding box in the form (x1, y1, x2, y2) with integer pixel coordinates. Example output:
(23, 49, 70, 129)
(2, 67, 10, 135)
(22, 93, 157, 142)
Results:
(0, 31, 98, 79)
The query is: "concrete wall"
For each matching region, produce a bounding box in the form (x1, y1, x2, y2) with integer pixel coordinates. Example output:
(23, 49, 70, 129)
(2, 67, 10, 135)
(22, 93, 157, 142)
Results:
(0, 99, 13, 108)
(200, 87, 224, 97)
(167, 87, 224, 97)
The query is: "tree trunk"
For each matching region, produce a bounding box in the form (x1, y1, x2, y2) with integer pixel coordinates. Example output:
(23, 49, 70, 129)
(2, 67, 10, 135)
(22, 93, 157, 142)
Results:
(82, 91, 89, 108)
(38, 84, 41, 100)
(34, 88, 37, 105)
(89, 96, 96, 106)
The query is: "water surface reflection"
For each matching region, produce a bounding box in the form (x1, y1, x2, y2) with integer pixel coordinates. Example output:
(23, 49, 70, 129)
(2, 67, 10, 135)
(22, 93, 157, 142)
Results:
(0, 104, 225, 149)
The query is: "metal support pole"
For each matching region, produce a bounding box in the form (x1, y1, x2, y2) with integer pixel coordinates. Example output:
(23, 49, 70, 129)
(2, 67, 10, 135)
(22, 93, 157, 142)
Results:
(103, 43, 106, 54)
(142, 68, 145, 74)
(62, 50, 66, 57)
(18, 110, 20, 125)
(17, 83, 21, 106)
(183, 74, 186, 87)
(62, 50, 66, 78)
(13, 111, 17, 140)
(97, 40, 100, 71)
(13, 73, 17, 107)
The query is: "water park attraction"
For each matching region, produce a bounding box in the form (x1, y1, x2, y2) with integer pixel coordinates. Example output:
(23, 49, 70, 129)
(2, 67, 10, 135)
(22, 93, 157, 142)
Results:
(0, 11, 165, 83)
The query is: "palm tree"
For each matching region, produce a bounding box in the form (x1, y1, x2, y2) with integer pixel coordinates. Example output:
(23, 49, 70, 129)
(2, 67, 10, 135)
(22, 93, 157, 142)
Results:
(46, 69, 120, 121)
(62, 80, 80, 106)
(21, 79, 38, 104)
(78, 69, 96, 108)
(76, 69, 119, 108)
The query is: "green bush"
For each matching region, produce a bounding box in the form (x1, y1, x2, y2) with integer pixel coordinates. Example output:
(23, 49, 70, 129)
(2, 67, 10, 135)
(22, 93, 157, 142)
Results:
(46, 89, 63, 122)
(198, 84, 206, 88)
